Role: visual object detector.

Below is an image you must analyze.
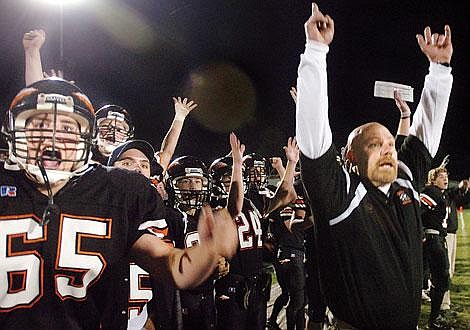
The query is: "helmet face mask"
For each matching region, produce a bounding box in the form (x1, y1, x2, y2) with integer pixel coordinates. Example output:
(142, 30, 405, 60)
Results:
(96, 105, 134, 157)
(173, 175, 210, 210)
(4, 79, 96, 184)
(243, 154, 268, 192)
(166, 156, 211, 211)
(209, 156, 233, 207)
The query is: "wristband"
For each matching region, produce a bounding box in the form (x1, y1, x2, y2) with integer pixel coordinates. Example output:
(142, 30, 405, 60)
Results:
(401, 111, 411, 119)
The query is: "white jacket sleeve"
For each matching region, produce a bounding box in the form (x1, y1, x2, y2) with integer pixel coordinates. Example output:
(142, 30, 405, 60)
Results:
(409, 62, 453, 157)
(296, 40, 332, 160)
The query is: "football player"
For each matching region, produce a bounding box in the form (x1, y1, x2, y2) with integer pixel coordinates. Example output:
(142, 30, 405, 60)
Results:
(93, 105, 135, 164)
(108, 140, 175, 330)
(211, 135, 267, 330)
(164, 155, 217, 329)
(0, 78, 237, 329)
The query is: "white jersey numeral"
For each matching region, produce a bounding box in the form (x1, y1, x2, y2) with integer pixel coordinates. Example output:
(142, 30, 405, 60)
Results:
(0, 215, 111, 311)
(0, 216, 45, 310)
(237, 210, 262, 250)
(128, 263, 152, 320)
(56, 216, 111, 299)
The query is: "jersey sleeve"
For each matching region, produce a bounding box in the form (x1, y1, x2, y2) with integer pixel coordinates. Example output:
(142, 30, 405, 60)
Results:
(127, 176, 168, 249)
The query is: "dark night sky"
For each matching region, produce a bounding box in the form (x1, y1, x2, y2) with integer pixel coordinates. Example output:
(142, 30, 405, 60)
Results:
(0, 0, 468, 179)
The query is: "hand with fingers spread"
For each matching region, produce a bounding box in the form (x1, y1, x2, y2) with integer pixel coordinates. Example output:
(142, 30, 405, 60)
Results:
(290, 86, 297, 104)
(416, 25, 453, 64)
(173, 96, 198, 121)
(304, 2, 334, 45)
(158, 97, 198, 171)
(283, 137, 300, 165)
(23, 29, 46, 53)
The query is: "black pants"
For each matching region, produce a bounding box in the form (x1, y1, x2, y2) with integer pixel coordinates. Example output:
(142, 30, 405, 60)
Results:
(180, 289, 216, 330)
(423, 234, 450, 323)
(272, 249, 306, 330)
(215, 274, 267, 330)
(305, 246, 326, 323)
(269, 260, 289, 323)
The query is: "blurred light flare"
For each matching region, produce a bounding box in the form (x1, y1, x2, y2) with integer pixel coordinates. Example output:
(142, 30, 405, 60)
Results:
(33, 0, 85, 6)
(183, 62, 256, 133)
(90, 0, 156, 52)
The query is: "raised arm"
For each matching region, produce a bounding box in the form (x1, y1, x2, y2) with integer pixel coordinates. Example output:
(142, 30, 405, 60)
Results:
(270, 156, 286, 179)
(409, 25, 453, 157)
(264, 137, 299, 216)
(227, 132, 245, 217)
(131, 206, 237, 289)
(23, 29, 46, 86)
(158, 97, 198, 171)
(394, 90, 411, 137)
(296, 3, 334, 159)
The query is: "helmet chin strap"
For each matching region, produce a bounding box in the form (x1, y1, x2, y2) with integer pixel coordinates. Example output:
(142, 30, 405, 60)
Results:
(37, 161, 60, 227)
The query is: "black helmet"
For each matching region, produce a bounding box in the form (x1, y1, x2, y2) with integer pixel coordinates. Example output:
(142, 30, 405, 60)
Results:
(242, 153, 268, 191)
(209, 156, 233, 207)
(165, 156, 211, 210)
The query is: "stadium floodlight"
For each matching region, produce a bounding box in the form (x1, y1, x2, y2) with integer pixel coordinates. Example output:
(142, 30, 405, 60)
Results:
(33, 0, 86, 72)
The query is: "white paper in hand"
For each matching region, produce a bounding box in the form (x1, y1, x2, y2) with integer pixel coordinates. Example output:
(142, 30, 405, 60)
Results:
(374, 81, 414, 102)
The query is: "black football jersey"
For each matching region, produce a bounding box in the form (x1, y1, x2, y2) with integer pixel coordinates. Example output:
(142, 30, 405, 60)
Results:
(420, 185, 447, 235)
(228, 198, 264, 276)
(128, 216, 175, 328)
(0, 162, 166, 330)
(165, 207, 198, 250)
(270, 197, 308, 251)
(165, 207, 214, 295)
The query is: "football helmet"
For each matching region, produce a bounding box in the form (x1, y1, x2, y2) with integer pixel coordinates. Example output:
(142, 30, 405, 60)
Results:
(165, 156, 211, 210)
(3, 78, 96, 184)
(95, 104, 134, 157)
(242, 153, 268, 192)
(209, 156, 233, 207)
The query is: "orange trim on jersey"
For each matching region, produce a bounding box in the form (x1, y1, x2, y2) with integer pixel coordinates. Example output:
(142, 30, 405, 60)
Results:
(54, 214, 112, 302)
(7, 270, 27, 294)
(138, 273, 152, 291)
(1, 214, 46, 312)
(420, 195, 435, 207)
(128, 304, 147, 317)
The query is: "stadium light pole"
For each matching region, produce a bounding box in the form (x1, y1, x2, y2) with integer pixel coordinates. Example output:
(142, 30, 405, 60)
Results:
(34, 0, 85, 74)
